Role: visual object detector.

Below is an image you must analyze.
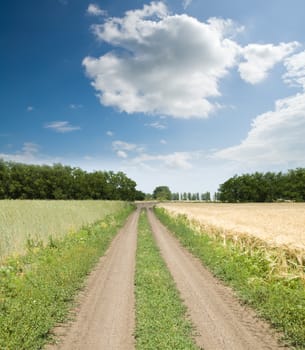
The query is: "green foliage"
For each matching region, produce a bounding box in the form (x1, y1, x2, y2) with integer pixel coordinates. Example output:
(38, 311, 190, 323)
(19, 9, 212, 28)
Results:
(219, 168, 305, 202)
(152, 186, 171, 200)
(0, 204, 134, 350)
(0, 160, 138, 201)
(135, 210, 198, 350)
(154, 207, 305, 349)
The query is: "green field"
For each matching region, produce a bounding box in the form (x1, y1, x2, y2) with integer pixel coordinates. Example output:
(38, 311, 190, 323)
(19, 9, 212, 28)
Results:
(0, 200, 126, 261)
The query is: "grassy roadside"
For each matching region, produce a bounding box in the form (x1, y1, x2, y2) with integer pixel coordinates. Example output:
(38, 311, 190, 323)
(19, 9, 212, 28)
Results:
(135, 209, 198, 350)
(0, 203, 134, 350)
(154, 207, 305, 349)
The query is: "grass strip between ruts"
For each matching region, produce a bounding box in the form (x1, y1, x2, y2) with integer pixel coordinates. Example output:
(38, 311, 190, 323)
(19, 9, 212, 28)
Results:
(0, 203, 134, 350)
(154, 207, 305, 350)
(135, 209, 198, 350)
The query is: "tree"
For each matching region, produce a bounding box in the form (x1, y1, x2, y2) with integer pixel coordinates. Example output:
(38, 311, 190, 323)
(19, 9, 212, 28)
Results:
(0, 159, 139, 201)
(153, 186, 171, 200)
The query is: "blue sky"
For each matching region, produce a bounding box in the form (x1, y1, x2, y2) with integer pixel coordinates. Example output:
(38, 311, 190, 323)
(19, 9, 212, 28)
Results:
(1, 0, 305, 194)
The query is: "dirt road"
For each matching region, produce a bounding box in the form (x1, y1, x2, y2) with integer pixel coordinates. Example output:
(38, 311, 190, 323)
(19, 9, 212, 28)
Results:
(47, 208, 139, 350)
(147, 207, 285, 350)
(47, 204, 285, 350)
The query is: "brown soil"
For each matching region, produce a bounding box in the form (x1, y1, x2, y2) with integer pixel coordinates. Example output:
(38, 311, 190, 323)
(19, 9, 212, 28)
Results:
(46, 208, 139, 350)
(46, 204, 288, 350)
(147, 206, 287, 350)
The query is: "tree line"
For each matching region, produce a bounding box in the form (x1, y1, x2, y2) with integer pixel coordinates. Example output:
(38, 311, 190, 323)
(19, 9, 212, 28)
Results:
(218, 168, 305, 202)
(152, 186, 213, 201)
(0, 160, 144, 201)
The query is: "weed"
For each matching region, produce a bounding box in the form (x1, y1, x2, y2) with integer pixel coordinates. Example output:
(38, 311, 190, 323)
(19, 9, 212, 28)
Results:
(135, 209, 198, 350)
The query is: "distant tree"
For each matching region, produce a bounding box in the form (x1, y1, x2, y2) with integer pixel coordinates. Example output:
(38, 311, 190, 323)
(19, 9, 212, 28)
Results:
(135, 190, 145, 201)
(145, 193, 153, 200)
(153, 186, 171, 200)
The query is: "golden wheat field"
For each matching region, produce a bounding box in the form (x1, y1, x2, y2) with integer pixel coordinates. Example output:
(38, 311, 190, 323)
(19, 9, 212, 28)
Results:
(0, 200, 125, 260)
(158, 202, 305, 251)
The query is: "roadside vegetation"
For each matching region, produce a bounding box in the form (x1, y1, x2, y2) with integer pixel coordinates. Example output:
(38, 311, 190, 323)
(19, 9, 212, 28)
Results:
(0, 203, 134, 350)
(0, 200, 126, 260)
(135, 209, 198, 350)
(155, 207, 305, 349)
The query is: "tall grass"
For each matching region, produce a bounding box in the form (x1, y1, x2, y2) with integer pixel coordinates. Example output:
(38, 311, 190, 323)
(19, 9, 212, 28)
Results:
(0, 200, 126, 261)
(155, 207, 305, 348)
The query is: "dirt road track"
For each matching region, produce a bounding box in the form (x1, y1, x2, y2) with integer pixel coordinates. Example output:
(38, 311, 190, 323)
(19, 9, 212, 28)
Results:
(47, 204, 286, 350)
(147, 207, 286, 350)
(47, 208, 139, 350)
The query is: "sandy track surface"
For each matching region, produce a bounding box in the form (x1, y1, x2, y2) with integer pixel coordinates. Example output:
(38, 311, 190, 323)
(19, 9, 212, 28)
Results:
(147, 207, 286, 350)
(46, 208, 139, 350)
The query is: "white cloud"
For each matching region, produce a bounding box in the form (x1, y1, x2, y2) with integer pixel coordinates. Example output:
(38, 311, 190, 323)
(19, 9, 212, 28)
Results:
(22, 142, 39, 154)
(87, 4, 107, 16)
(215, 92, 305, 165)
(283, 50, 305, 89)
(44, 121, 81, 133)
(83, 2, 241, 118)
(0, 142, 43, 164)
(69, 103, 83, 109)
(27, 106, 34, 112)
(182, 0, 192, 9)
(145, 121, 167, 129)
(112, 140, 145, 159)
(116, 150, 128, 158)
(112, 140, 138, 152)
(238, 42, 299, 84)
(160, 139, 167, 144)
(106, 130, 114, 136)
(132, 151, 193, 170)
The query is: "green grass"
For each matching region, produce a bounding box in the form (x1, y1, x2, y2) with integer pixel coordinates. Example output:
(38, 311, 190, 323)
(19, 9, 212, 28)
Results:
(0, 200, 126, 260)
(154, 207, 305, 349)
(135, 209, 198, 350)
(0, 203, 134, 350)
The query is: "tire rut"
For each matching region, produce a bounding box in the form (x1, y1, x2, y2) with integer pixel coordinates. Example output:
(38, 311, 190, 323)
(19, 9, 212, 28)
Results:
(147, 207, 287, 350)
(46, 209, 139, 350)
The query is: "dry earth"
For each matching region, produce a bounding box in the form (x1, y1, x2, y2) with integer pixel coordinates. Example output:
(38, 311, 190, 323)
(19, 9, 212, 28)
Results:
(147, 206, 286, 350)
(46, 204, 287, 350)
(46, 208, 139, 350)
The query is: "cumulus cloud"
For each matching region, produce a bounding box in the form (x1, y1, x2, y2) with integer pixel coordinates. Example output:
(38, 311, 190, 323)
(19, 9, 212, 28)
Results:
(215, 92, 305, 165)
(44, 121, 81, 133)
(238, 42, 299, 84)
(283, 50, 305, 89)
(83, 2, 242, 118)
(87, 3, 107, 16)
(106, 130, 114, 136)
